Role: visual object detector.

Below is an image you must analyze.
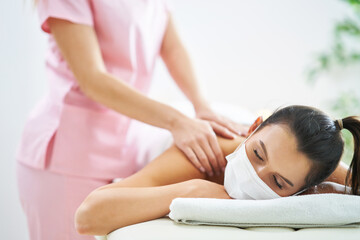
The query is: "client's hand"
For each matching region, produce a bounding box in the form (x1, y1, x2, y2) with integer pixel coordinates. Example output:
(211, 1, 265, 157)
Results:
(185, 179, 232, 199)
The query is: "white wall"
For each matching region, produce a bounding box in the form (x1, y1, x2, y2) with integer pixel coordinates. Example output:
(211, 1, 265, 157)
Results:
(150, 0, 358, 111)
(0, 0, 355, 239)
(1, 1, 48, 239)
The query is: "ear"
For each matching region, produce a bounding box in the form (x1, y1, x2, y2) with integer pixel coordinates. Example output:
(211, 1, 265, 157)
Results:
(246, 116, 263, 137)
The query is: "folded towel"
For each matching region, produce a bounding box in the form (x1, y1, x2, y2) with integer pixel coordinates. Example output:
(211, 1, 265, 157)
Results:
(169, 194, 360, 228)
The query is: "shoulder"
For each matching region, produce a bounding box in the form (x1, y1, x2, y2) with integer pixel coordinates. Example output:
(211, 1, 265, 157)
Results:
(98, 135, 244, 190)
(217, 135, 243, 157)
(300, 181, 350, 195)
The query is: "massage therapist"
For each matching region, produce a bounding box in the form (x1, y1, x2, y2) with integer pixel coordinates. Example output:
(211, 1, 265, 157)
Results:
(15, 1, 245, 239)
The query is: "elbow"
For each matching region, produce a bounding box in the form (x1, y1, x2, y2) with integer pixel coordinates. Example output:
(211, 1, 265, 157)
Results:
(74, 199, 95, 235)
(75, 69, 106, 98)
(74, 192, 108, 236)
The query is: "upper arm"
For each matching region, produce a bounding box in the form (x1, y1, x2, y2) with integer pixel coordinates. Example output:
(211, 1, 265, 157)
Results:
(160, 14, 182, 58)
(48, 18, 106, 89)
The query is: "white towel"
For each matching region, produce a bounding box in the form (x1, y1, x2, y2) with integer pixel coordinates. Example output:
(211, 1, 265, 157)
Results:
(169, 194, 360, 228)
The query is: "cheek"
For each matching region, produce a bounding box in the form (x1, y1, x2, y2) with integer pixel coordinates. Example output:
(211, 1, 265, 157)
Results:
(277, 189, 295, 197)
(247, 153, 278, 192)
(283, 160, 309, 185)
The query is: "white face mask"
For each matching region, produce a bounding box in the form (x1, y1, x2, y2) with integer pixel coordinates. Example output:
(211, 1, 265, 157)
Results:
(224, 126, 307, 200)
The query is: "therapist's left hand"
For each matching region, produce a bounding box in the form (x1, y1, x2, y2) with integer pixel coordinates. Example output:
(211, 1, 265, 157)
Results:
(195, 103, 249, 138)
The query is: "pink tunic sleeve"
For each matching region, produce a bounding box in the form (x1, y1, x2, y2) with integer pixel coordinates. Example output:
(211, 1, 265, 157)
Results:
(38, 0, 94, 33)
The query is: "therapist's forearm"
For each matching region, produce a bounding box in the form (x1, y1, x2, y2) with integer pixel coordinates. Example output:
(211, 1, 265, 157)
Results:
(80, 70, 187, 131)
(160, 16, 207, 111)
(162, 46, 207, 111)
(48, 18, 187, 131)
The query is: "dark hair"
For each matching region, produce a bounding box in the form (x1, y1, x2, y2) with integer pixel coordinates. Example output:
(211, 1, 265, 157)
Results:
(258, 105, 360, 195)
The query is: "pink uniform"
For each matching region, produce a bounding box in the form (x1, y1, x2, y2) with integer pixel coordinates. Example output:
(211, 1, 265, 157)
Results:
(16, 0, 170, 239)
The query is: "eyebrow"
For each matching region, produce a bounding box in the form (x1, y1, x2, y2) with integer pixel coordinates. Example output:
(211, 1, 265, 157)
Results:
(259, 140, 294, 187)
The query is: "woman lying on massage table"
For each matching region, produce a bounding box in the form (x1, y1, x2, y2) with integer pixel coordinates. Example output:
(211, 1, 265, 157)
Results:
(75, 105, 360, 236)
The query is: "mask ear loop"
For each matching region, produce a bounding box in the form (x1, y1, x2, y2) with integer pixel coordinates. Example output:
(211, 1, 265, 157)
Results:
(234, 124, 262, 152)
(292, 187, 308, 196)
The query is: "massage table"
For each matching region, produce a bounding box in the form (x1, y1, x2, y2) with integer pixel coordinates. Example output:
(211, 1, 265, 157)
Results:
(96, 216, 360, 240)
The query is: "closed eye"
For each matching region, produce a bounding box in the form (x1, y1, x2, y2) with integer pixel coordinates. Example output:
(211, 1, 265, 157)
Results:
(253, 149, 264, 161)
(273, 175, 283, 189)
(254, 148, 283, 189)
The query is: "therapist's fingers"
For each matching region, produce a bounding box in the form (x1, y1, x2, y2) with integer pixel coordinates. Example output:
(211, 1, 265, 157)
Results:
(182, 146, 206, 173)
(218, 117, 251, 137)
(192, 143, 215, 176)
(208, 115, 251, 138)
(233, 123, 250, 137)
(206, 130, 226, 172)
(209, 121, 236, 139)
(209, 117, 239, 136)
(170, 117, 225, 175)
(197, 112, 239, 137)
(197, 138, 222, 176)
(215, 119, 240, 136)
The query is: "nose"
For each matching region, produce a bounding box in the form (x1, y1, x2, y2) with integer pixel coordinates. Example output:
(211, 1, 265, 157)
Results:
(254, 164, 269, 180)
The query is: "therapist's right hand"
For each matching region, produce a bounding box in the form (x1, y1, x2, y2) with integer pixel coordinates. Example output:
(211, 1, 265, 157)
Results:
(170, 116, 226, 177)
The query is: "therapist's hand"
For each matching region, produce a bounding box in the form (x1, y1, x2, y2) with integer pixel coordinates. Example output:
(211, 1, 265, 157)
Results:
(170, 116, 226, 177)
(195, 103, 249, 138)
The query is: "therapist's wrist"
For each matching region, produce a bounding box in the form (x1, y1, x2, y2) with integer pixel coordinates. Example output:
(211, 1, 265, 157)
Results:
(164, 107, 190, 132)
(192, 96, 210, 113)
